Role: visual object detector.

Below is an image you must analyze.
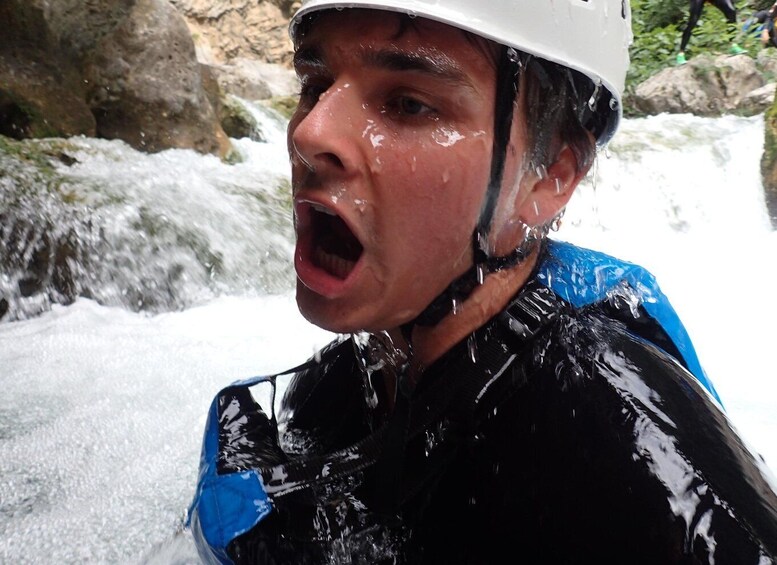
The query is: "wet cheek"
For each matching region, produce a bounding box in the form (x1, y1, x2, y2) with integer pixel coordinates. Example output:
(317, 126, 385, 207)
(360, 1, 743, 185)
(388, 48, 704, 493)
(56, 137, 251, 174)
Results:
(431, 125, 468, 148)
(393, 143, 487, 219)
(391, 179, 477, 259)
(362, 121, 399, 175)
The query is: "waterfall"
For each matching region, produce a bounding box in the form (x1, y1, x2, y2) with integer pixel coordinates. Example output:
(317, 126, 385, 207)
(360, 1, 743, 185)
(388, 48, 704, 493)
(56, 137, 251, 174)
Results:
(0, 108, 774, 563)
(0, 105, 295, 323)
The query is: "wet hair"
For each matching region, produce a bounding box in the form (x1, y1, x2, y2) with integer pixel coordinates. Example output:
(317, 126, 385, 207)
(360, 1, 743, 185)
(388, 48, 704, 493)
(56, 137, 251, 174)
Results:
(521, 56, 607, 173)
(292, 10, 604, 172)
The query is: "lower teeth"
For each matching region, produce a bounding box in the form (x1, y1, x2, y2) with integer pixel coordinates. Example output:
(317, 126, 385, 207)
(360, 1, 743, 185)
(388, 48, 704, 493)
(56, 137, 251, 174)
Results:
(314, 246, 355, 279)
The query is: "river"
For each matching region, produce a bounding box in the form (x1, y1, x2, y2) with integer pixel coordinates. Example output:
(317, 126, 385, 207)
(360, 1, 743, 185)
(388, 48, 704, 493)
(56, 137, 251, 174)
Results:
(0, 108, 775, 563)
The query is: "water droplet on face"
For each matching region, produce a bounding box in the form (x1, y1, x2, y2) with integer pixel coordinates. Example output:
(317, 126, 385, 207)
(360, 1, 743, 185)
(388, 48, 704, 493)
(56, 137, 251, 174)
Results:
(362, 120, 385, 148)
(452, 297, 460, 315)
(532, 201, 539, 216)
(432, 127, 465, 147)
(410, 156, 417, 172)
(441, 169, 450, 184)
(370, 133, 385, 148)
(331, 187, 346, 204)
(353, 199, 367, 213)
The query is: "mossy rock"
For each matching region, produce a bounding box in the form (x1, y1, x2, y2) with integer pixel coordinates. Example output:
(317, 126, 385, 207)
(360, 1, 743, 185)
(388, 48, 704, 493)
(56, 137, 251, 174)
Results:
(761, 97, 777, 227)
(264, 95, 298, 120)
(220, 94, 265, 142)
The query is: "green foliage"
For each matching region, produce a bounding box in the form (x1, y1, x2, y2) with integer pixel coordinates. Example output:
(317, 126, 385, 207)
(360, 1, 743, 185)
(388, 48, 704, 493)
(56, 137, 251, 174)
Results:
(752, 0, 777, 10)
(633, 0, 686, 31)
(627, 0, 761, 97)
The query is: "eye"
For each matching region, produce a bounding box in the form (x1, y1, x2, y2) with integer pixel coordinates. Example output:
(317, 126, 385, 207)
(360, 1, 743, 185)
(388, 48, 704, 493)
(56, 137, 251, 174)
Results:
(389, 95, 436, 118)
(384, 93, 438, 120)
(297, 80, 329, 109)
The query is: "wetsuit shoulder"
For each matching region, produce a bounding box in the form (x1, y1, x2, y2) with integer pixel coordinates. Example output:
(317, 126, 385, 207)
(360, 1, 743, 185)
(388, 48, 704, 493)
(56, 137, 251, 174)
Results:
(536, 239, 719, 402)
(414, 304, 777, 563)
(535, 309, 777, 559)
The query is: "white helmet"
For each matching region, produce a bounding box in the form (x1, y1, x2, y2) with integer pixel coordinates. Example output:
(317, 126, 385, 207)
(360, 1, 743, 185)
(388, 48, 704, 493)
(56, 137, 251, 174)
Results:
(289, 0, 632, 144)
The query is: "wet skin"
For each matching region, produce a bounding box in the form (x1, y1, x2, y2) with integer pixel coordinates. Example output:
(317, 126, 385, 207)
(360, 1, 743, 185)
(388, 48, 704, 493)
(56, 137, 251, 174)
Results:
(288, 10, 585, 353)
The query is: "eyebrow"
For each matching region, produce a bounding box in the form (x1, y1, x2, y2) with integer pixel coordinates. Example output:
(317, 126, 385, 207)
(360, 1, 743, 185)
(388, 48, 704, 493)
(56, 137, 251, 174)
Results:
(293, 44, 474, 89)
(365, 49, 470, 85)
(293, 46, 327, 72)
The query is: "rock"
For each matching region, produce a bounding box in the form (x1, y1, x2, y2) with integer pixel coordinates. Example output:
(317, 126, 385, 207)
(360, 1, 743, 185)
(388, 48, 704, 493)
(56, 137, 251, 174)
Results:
(632, 54, 766, 116)
(81, 0, 231, 156)
(170, 0, 294, 66)
(761, 95, 777, 228)
(0, 1, 95, 138)
(0, 0, 231, 157)
(263, 95, 299, 120)
(220, 95, 265, 141)
(207, 58, 299, 101)
(756, 49, 777, 80)
(740, 83, 777, 115)
(0, 50, 96, 139)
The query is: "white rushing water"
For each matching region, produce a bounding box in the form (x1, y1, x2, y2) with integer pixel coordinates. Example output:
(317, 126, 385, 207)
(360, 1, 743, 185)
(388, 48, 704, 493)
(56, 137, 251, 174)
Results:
(0, 109, 775, 563)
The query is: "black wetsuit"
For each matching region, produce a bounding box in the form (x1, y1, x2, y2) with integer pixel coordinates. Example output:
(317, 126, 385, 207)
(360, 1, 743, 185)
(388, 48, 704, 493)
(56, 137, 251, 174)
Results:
(681, 0, 738, 53)
(189, 240, 777, 564)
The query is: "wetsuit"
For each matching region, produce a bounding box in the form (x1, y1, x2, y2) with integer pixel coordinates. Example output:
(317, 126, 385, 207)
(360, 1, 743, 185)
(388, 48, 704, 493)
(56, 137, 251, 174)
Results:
(189, 240, 777, 564)
(681, 0, 738, 53)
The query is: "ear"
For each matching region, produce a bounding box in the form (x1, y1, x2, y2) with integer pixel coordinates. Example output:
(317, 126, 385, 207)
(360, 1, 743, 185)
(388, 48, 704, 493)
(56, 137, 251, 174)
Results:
(518, 143, 592, 226)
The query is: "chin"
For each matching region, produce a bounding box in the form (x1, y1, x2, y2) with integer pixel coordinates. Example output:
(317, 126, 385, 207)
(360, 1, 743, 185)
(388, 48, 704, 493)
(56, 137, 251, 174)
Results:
(296, 285, 357, 334)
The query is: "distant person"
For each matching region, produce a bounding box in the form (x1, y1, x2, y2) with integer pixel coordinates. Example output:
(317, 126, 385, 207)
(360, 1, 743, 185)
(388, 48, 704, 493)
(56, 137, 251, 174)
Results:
(677, 0, 745, 64)
(188, 1, 777, 563)
(747, 2, 777, 48)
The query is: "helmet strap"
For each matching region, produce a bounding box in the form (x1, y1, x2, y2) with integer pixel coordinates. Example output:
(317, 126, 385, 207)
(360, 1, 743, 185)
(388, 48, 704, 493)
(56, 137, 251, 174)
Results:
(410, 226, 542, 328)
(403, 47, 526, 334)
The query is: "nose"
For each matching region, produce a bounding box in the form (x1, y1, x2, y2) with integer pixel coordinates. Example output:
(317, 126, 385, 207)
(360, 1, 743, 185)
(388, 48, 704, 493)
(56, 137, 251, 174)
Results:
(289, 83, 362, 177)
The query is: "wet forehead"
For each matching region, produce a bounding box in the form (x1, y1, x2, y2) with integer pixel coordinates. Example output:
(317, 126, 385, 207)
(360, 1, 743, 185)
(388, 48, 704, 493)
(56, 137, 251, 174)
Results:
(293, 9, 494, 90)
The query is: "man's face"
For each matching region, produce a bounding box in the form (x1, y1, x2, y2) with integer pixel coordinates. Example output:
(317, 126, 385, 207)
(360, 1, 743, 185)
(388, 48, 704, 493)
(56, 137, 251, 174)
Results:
(288, 9, 529, 333)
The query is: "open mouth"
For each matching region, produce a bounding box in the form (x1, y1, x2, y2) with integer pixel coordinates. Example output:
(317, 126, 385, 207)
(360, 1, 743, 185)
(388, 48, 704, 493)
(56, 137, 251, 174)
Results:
(309, 204, 364, 280)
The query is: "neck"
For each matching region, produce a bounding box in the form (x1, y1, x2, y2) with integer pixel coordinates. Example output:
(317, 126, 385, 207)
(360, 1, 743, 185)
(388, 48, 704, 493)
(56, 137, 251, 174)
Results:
(388, 247, 540, 376)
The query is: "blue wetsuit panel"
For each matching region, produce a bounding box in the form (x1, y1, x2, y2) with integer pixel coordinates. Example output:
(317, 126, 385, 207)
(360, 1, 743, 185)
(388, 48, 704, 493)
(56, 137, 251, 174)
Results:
(536, 240, 720, 404)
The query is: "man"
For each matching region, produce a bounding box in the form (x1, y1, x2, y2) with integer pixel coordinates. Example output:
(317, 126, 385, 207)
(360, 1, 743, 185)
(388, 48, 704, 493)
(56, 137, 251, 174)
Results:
(189, 1, 777, 563)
